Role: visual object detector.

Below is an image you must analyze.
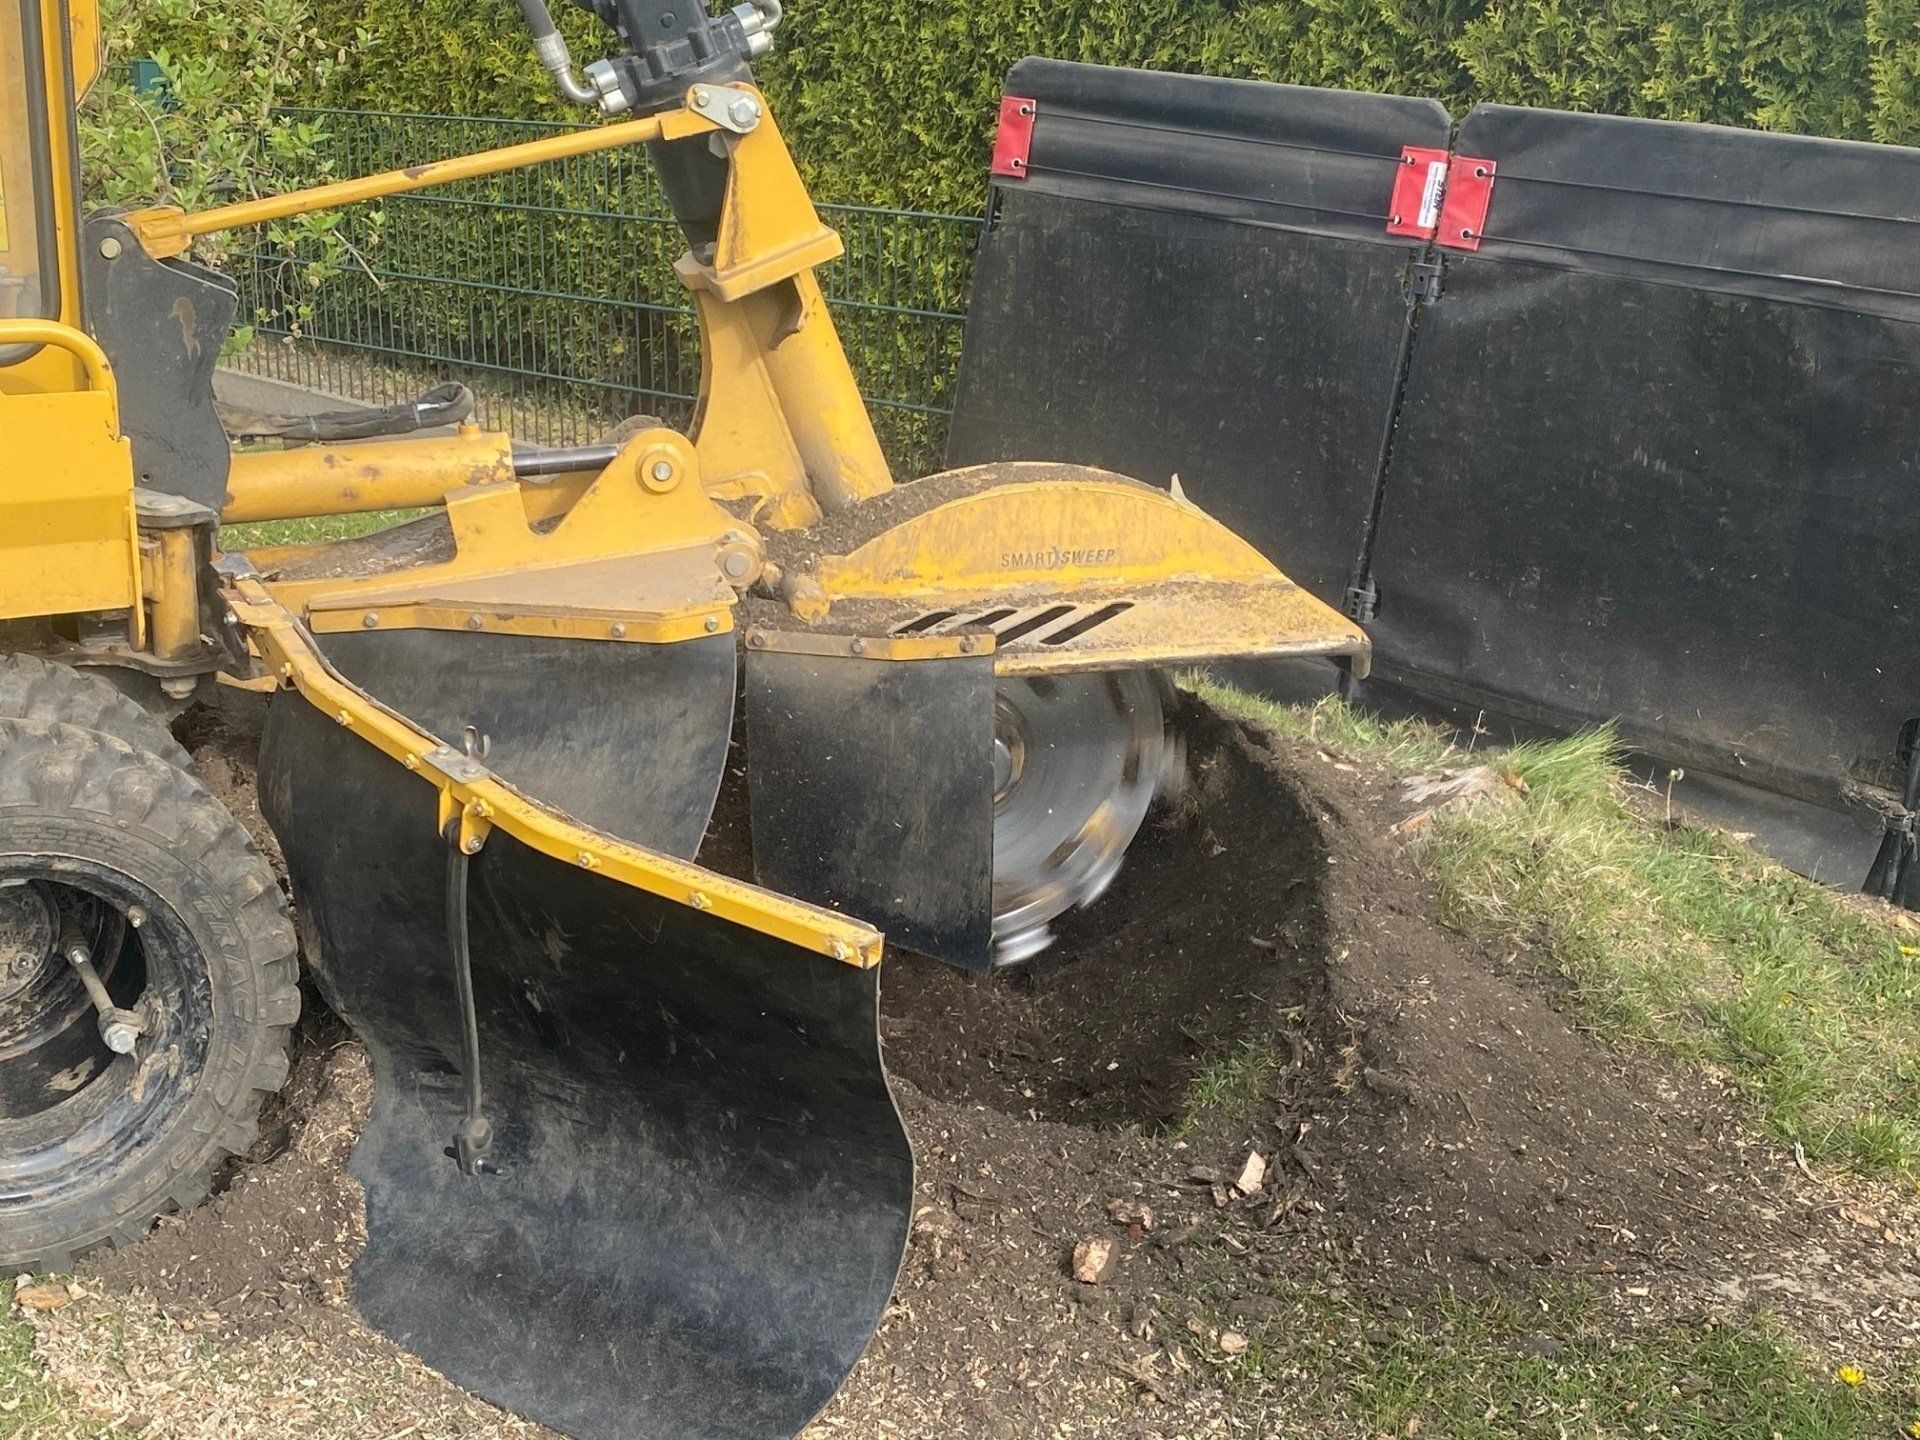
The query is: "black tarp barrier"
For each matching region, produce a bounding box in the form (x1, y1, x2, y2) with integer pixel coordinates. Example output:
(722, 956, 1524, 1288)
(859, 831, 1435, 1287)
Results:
(947, 56, 1450, 604)
(949, 60, 1920, 807)
(1370, 105, 1920, 803)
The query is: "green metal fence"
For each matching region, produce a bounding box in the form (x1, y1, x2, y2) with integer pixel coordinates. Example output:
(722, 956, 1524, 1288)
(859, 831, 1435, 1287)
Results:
(226, 109, 982, 476)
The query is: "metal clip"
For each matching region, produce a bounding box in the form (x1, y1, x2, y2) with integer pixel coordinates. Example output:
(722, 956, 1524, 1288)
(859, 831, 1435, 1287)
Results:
(1408, 258, 1445, 306)
(689, 84, 764, 135)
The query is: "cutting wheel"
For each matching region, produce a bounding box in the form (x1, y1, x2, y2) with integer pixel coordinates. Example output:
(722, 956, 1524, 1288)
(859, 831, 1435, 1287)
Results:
(991, 670, 1176, 966)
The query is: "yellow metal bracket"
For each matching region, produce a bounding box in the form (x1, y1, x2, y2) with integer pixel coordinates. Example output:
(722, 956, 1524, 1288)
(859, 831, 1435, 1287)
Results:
(227, 578, 883, 969)
(742, 626, 994, 663)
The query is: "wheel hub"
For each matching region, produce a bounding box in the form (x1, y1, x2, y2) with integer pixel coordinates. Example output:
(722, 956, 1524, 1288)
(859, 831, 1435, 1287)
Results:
(0, 883, 57, 1004)
(990, 671, 1175, 967)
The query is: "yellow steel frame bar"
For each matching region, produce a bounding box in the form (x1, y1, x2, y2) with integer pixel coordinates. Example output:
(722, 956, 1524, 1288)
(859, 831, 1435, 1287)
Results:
(123, 108, 720, 260)
(227, 578, 881, 970)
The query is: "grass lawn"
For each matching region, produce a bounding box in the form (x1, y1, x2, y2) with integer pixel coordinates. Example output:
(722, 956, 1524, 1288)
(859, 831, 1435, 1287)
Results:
(218, 509, 427, 552)
(1198, 682, 1920, 1182)
(0, 1282, 94, 1439)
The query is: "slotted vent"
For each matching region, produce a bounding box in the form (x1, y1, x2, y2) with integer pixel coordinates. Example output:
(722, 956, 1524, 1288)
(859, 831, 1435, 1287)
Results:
(892, 602, 1135, 649)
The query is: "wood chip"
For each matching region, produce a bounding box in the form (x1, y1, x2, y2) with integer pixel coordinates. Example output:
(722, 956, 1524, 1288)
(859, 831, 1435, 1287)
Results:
(1071, 1237, 1117, 1284)
(13, 1281, 72, 1312)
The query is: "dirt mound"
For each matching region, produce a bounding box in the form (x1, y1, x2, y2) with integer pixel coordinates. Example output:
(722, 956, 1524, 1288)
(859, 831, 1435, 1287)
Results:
(882, 711, 1327, 1127)
(83, 1037, 370, 1333)
(47, 696, 1916, 1439)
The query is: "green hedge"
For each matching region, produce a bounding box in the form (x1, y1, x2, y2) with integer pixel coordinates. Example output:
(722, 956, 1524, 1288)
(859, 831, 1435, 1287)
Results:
(295, 0, 1920, 213)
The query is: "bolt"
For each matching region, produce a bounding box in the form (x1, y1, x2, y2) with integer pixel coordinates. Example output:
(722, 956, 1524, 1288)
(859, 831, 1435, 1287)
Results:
(728, 96, 762, 129)
(362, 612, 380, 628)
(960, 636, 978, 654)
(748, 630, 768, 649)
(98, 236, 123, 259)
(612, 623, 629, 639)
(11, 954, 36, 978)
(704, 616, 721, 634)
(722, 552, 753, 581)
(694, 88, 711, 107)
(101, 1021, 140, 1055)
(689, 891, 712, 911)
(126, 905, 148, 929)
(336, 709, 353, 726)
(467, 616, 484, 631)
(463, 835, 483, 855)
(830, 940, 852, 962)
(651, 459, 675, 483)
(850, 638, 867, 656)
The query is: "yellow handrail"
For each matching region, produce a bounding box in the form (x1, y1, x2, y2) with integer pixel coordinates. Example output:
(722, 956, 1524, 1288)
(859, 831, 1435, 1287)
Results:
(0, 319, 117, 398)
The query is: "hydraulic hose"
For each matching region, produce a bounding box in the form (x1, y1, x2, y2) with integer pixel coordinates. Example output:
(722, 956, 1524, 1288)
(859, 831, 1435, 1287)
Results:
(516, 0, 601, 107)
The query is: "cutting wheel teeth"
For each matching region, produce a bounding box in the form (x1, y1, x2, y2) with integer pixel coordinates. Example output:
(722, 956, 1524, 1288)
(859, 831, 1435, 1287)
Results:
(988, 671, 1170, 967)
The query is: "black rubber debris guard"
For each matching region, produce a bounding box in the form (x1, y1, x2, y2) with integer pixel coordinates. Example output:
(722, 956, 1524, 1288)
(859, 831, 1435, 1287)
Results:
(745, 645, 995, 970)
(322, 627, 736, 859)
(259, 681, 913, 1440)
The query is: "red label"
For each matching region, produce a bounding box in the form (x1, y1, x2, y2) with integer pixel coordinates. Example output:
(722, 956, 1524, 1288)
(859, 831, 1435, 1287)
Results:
(992, 95, 1038, 180)
(1436, 155, 1497, 251)
(1387, 146, 1450, 238)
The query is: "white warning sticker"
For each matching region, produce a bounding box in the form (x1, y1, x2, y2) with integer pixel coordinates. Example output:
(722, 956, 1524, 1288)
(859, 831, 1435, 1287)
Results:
(1417, 160, 1448, 230)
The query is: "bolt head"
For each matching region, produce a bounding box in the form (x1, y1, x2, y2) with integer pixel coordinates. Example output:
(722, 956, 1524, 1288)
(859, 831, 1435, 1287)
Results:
(850, 638, 867, 656)
(651, 459, 675, 482)
(960, 636, 979, 654)
(748, 630, 768, 649)
(102, 1023, 139, 1055)
(467, 616, 484, 631)
(98, 236, 123, 259)
(693, 88, 711, 106)
(704, 616, 721, 634)
(728, 96, 762, 128)
(722, 552, 752, 581)
(463, 836, 483, 855)
(612, 622, 629, 639)
(127, 905, 148, 929)
(362, 612, 380, 628)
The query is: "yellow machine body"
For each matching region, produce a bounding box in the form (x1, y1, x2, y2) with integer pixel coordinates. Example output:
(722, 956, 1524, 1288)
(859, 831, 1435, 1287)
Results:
(0, 3, 1370, 1435)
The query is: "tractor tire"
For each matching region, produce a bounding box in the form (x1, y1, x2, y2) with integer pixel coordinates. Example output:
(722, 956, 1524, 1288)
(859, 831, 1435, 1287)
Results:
(0, 719, 299, 1272)
(0, 654, 195, 771)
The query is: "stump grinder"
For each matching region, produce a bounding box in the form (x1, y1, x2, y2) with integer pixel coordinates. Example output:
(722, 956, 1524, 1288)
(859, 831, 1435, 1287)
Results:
(0, 0, 1369, 1434)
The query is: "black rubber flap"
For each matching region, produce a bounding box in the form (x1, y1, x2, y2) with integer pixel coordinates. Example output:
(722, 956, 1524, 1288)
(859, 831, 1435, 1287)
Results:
(1372, 105, 1920, 802)
(258, 691, 911, 1440)
(1456, 104, 1920, 321)
(745, 649, 995, 970)
(948, 58, 1448, 602)
(322, 628, 734, 858)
